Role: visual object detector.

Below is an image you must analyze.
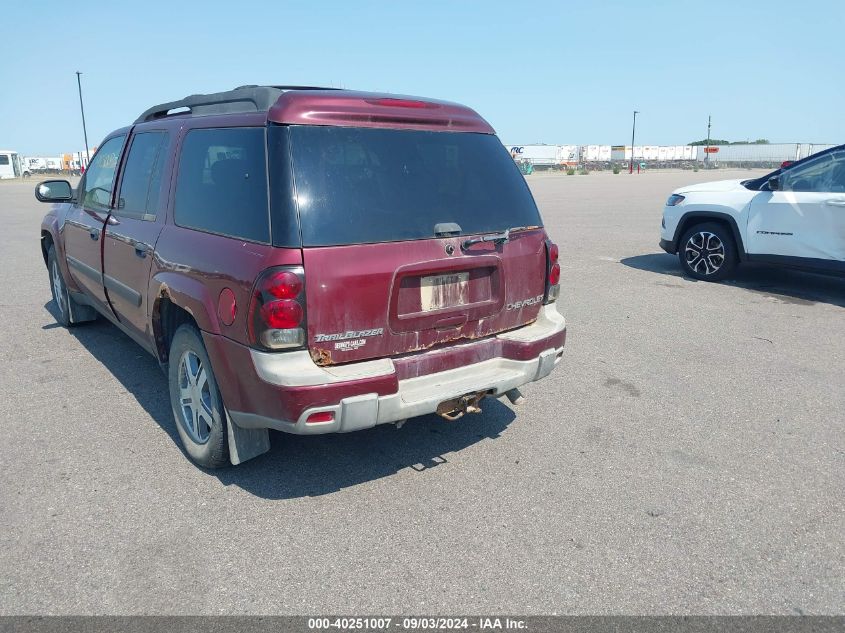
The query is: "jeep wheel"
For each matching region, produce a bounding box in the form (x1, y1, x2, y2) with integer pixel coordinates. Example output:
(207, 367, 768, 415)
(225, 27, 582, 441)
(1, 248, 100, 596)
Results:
(678, 222, 738, 281)
(168, 324, 229, 468)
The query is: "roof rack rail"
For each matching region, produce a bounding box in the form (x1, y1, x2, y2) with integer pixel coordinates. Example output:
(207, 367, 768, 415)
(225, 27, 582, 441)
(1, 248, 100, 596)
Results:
(134, 85, 341, 124)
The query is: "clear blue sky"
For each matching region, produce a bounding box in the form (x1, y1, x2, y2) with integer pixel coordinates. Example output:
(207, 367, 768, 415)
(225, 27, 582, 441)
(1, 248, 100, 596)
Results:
(1, 0, 842, 155)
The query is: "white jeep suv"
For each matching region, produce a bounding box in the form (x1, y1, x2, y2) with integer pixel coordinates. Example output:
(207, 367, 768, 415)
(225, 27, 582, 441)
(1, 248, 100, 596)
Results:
(660, 145, 845, 280)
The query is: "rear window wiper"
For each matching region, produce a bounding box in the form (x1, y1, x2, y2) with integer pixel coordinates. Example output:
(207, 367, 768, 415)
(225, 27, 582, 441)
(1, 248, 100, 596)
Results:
(461, 226, 533, 250)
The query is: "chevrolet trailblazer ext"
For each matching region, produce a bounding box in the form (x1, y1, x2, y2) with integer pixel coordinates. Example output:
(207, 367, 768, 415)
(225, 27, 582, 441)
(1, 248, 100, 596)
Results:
(36, 86, 566, 468)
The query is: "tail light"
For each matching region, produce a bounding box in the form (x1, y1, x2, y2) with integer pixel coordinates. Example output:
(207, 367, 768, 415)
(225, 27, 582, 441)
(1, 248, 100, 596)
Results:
(365, 98, 436, 109)
(248, 266, 306, 350)
(545, 240, 560, 304)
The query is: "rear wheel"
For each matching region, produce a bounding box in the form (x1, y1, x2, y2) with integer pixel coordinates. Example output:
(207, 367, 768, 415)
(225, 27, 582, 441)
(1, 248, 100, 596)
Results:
(168, 324, 229, 468)
(678, 222, 738, 281)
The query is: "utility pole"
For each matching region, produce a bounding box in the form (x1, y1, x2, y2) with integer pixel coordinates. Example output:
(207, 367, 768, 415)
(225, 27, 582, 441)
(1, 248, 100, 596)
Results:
(704, 114, 711, 165)
(76, 72, 91, 168)
(629, 110, 639, 174)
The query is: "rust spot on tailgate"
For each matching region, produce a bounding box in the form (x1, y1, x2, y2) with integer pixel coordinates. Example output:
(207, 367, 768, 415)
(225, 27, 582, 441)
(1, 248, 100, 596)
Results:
(310, 347, 333, 366)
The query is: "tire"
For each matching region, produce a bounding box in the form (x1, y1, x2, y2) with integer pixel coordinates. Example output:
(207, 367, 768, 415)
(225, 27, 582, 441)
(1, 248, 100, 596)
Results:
(47, 246, 72, 327)
(678, 222, 738, 281)
(168, 324, 229, 468)
(47, 246, 98, 327)
(47, 245, 96, 326)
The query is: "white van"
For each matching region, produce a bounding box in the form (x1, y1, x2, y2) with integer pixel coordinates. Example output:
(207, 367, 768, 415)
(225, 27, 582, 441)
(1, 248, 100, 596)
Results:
(0, 150, 24, 179)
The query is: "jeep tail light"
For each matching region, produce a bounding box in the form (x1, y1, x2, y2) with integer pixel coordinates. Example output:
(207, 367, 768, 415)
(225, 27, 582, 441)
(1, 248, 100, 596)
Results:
(545, 240, 561, 304)
(248, 266, 306, 350)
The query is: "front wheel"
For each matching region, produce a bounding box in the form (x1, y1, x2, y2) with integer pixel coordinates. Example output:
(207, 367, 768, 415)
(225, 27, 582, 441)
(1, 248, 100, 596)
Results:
(46, 245, 97, 326)
(678, 222, 738, 281)
(47, 247, 72, 327)
(168, 325, 230, 468)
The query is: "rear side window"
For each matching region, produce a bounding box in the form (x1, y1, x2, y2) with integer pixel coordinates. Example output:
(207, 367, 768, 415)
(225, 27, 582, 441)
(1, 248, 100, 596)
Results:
(117, 131, 169, 220)
(174, 127, 269, 243)
(0, 155, 8, 165)
(279, 126, 541, 247)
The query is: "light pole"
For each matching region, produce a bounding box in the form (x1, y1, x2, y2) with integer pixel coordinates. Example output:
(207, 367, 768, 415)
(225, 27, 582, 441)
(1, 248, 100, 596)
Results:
(704, 114, 711, 165)
(76, 71, 91, 168)
(629, 110, 639, 174)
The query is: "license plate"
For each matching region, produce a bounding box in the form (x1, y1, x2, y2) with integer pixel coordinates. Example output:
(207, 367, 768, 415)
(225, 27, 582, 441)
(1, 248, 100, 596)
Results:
(419, 272, 469, 312)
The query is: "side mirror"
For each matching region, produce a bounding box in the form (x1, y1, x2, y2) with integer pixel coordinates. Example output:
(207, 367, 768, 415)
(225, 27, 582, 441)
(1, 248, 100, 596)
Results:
(767, 176, 781, 191)
(35, 180, 73, 203)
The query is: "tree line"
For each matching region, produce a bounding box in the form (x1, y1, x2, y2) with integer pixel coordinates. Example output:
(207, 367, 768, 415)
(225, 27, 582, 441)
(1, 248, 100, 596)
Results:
(688, 138, 770, 145)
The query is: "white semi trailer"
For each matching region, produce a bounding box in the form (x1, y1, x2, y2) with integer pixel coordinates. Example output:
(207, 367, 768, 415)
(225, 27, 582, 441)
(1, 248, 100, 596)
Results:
(581, 145, 611, 162)
(506, 144, 579, 168)
(610, 146, 697, 162)
(24, 157, 47, 173)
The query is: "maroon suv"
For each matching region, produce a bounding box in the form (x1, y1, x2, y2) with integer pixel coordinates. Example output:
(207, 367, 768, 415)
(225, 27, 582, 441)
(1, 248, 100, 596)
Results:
(36, 85, 566, 467)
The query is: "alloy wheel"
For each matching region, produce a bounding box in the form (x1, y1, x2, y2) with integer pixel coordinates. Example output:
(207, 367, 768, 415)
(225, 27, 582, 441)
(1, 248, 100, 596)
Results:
(177, 350, 214, 444)
(685, 231, 725, 276)
(52, 260, 66, 318)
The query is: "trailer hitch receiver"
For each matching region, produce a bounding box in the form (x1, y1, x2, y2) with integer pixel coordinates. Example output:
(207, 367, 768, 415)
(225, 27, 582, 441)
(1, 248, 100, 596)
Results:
(436, 391, 488, 421)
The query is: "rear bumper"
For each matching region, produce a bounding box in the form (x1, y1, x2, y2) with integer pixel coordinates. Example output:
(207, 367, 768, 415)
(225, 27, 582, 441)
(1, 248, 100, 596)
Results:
(231, 345, 563, 434)
(208, 304, 566, 435)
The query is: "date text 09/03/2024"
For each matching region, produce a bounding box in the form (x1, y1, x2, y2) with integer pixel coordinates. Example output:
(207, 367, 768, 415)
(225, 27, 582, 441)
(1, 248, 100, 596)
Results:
(307, 617, 528, 630)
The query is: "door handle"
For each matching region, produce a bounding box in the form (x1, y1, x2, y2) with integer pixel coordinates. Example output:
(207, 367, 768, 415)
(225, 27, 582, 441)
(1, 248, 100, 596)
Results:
(824, 199, 845, 207)
(89, 228, 100, 240)
(134, 242, 149, 258)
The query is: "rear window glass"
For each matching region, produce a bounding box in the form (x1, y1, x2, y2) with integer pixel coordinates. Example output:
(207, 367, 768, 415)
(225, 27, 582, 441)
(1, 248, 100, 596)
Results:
(279, 126, 541, 247)
(117, 131, 168, 220)
(174, 127, 269, 243)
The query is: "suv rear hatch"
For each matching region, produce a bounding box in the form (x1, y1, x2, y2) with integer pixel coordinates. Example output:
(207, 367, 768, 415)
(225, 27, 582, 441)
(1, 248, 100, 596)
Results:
(270, 124, 549, 366)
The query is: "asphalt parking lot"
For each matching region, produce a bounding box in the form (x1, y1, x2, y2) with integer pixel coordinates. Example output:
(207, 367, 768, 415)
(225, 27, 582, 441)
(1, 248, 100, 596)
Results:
(0, 170, 842, 615)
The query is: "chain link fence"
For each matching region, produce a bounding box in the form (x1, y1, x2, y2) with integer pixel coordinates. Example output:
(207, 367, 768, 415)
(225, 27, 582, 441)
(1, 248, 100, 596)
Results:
(513, 143, 837, 172)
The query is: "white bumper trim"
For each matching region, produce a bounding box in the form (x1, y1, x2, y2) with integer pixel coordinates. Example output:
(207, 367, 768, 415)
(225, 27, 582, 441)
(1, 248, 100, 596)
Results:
(249, 304, 566, 388)
(230, 343, 564, 435)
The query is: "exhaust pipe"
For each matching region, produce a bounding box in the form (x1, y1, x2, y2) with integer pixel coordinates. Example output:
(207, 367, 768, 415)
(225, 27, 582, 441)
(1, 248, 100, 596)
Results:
(504, 387, 525, 406)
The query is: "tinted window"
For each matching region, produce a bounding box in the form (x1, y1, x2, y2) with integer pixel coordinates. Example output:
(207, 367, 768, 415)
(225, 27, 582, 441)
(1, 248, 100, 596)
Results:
(267, 126, 300, 248)
(0, 155, 8, 165)
(781, 150, 845, 193)
(282, 126, 541, 247)
(117, 131, 169, 220)
(174, 127, 269, 243)
(81, 136, 125, 210)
